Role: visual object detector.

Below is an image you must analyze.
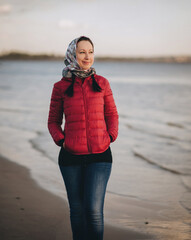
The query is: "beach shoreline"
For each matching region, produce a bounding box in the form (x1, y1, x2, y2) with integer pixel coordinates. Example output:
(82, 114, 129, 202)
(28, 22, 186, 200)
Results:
(1, 60, 191, 240)
(0, 124, 190, 240)
(0, 155, 153, 240)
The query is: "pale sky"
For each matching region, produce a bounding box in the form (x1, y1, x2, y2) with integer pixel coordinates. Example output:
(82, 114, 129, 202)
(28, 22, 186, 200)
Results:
(0, 0, 191, 57)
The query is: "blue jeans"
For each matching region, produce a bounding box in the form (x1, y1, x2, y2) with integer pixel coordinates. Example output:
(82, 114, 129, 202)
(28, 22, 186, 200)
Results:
(59, 162, 112, 240)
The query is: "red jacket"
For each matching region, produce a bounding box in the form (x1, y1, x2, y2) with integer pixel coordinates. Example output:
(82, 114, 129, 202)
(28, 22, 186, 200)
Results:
(48, 74, 118, 155)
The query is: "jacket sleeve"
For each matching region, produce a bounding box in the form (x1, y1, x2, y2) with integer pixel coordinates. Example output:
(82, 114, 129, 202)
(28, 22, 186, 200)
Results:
(104, 79, 119, 142)
(48, 83, 65, 146)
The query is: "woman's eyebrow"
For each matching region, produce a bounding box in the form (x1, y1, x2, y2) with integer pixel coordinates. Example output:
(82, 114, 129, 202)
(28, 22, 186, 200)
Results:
(78, 48, 93, 51)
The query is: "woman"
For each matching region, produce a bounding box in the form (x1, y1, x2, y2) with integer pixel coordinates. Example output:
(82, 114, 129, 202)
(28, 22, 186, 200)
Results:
(48, 36, 118, 240)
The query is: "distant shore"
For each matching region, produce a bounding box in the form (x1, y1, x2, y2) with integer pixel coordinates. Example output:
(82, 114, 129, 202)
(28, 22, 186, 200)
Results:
(0, 51, 191, 63)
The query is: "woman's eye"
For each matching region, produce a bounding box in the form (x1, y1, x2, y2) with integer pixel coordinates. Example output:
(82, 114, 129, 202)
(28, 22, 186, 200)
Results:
(80, 52, 85, 54)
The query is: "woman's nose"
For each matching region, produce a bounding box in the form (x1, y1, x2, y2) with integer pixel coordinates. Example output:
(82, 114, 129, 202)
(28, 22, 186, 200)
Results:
(85, 53, 89, 59)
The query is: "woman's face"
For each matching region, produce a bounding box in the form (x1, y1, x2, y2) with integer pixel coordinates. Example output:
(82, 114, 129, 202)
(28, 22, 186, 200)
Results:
(76, 40, 94, 70)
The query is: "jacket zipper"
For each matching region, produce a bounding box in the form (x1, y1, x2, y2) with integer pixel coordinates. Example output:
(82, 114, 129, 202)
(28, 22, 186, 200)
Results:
(82, 84, 91, 153)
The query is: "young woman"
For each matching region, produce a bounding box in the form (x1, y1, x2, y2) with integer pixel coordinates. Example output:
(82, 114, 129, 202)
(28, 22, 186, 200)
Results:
(48, 36, 118, 240)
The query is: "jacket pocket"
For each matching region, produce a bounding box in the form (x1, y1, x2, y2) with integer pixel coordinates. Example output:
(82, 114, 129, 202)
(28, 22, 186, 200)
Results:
(104, 130, 111, 145)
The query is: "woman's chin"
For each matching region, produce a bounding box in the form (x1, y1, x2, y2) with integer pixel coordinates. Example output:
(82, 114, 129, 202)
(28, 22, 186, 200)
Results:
(81, 67, 91, 71)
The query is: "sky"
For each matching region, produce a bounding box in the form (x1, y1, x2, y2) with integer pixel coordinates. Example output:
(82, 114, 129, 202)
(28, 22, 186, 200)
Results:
(0, 0, 191, 57)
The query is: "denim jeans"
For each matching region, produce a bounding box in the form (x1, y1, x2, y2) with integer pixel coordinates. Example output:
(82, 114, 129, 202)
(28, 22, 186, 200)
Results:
(59, 162, 112, 240)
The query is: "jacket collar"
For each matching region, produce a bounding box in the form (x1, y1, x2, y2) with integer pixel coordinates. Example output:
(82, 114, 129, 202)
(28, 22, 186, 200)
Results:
(61, 75, 93, 84)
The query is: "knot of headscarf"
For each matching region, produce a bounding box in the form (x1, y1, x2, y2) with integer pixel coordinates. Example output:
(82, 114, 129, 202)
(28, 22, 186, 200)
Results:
(62, 36, 96, 78)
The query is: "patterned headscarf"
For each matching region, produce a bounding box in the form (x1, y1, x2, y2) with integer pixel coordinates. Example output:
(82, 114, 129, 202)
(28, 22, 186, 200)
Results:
(62, 36, 96, 78)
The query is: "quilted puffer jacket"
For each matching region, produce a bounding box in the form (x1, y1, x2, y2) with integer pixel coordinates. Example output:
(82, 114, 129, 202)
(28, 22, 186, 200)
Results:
(48, 74, 118, 155)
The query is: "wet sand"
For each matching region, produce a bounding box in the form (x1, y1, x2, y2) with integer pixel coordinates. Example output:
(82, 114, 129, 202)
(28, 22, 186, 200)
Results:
(0, 156, 153, 240)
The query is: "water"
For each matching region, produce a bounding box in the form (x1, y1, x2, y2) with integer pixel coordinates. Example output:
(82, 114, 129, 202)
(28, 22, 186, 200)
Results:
(0, 60, 191, 239)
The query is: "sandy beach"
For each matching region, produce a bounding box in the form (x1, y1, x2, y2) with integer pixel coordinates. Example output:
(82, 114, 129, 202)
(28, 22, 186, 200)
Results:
(0, 156, 153, 240)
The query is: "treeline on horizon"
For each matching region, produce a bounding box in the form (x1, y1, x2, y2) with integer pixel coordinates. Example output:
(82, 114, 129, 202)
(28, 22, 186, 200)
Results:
(0, 51, 191, 63)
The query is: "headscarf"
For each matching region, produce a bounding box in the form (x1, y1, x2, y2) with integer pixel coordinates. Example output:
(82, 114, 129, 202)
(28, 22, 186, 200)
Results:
(62, 36, 96, 78)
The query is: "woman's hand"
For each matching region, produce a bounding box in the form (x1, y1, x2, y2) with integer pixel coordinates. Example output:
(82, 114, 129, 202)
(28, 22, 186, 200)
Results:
(63, 142, 66, 148)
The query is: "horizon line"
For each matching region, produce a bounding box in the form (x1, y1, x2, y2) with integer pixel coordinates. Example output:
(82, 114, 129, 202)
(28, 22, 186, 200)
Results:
(0, 51, 191, 63)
